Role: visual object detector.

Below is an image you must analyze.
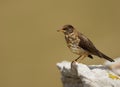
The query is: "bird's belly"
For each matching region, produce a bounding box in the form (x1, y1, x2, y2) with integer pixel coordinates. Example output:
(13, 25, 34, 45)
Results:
(65, 35, 89, 56)
(68, 45, 87, 55)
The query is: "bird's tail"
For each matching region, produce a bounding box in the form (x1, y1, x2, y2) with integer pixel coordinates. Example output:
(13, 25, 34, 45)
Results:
(97, 51, 114, 62)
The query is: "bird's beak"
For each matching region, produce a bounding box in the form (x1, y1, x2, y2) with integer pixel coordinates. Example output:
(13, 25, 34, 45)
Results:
(57, 29, 65, 32)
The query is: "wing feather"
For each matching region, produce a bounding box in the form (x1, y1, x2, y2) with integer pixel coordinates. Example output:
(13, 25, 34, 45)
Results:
(78, 32, 99, 55)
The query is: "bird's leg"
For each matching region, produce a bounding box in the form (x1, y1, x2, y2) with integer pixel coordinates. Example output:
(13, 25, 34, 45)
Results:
(75, 55, 82, 62)
(78, 55, 87, 63)
(71, 55, 81, 64)
(71, 55, 82, 68)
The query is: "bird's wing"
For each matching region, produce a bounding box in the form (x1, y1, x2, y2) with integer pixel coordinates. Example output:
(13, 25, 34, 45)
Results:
(78, 32, 114, 62)
(78, 32, 99, 55)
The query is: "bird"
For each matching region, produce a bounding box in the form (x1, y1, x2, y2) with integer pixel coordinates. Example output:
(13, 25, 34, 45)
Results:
(57, 24, 114, 63)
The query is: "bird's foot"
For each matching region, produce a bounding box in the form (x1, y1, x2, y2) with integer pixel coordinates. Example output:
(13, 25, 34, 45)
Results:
(71, 60, 77, 68)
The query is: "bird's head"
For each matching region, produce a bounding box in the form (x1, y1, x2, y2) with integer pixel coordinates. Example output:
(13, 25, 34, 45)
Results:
(57, 25, 75, 35)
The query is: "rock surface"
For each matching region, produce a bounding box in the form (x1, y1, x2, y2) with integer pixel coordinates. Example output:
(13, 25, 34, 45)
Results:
(57, 61, 120, 87)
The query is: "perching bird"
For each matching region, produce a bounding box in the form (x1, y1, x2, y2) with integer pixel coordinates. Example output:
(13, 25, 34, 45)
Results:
(57, 25, 114, 63)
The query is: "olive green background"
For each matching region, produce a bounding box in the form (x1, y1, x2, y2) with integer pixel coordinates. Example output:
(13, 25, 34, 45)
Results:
(0, 0, 120, 87)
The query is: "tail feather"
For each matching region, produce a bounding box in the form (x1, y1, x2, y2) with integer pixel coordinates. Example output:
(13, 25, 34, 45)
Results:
(97, 51, 114, 62)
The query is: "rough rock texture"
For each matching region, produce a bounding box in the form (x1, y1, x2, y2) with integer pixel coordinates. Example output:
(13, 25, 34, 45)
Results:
(57, 61, 120, 87)
(104, 57, 120, 76)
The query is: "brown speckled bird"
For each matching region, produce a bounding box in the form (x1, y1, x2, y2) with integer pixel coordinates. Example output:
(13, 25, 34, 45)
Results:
(57, 25, 114, 63)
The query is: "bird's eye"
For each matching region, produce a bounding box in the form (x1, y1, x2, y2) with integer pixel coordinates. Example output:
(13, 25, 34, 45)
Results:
(63, 28, 67, 30)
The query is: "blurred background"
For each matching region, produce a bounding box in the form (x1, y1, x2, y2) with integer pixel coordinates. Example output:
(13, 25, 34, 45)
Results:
(0, 0, 120, 87)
